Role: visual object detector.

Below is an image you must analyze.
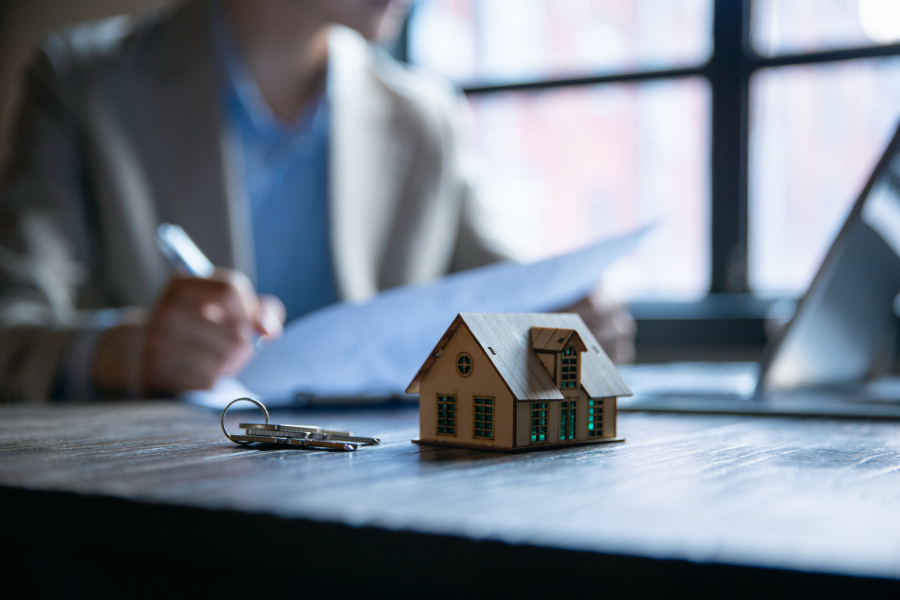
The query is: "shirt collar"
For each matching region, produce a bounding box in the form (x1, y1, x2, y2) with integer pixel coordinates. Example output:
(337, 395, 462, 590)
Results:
(210, 0, 330, 137)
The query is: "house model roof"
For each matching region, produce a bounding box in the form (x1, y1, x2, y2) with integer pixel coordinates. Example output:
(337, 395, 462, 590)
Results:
(406, 313, 633, 401)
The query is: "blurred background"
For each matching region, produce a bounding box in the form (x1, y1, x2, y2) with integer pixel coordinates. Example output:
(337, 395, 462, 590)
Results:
(1, 0, 899, 362)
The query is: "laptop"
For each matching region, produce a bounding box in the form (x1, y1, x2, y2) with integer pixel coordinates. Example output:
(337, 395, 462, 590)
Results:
(619, 123, 900, 419)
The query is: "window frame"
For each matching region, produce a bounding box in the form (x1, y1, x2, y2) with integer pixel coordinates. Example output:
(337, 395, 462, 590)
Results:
(559, 347, 578, 389)
(436, 394, 457, 436)
(530, 402, 549, 444)
(456, 353, 473, 377)
(560, 400, 577, 441)
(588, 399, 604, 437)
(473, 396, 494, 439)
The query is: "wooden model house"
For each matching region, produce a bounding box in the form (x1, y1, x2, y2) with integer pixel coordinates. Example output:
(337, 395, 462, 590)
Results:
(407, 313, 632, 451)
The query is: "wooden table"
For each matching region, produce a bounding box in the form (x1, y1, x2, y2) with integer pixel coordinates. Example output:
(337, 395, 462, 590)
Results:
(2, 400, 900, 598)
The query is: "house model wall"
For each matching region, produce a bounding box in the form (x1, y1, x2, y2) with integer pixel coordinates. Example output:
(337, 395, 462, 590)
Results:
(407, 313, 632, 452)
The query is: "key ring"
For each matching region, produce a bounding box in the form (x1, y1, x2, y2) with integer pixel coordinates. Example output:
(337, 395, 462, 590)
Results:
(221, 397, 270, 444)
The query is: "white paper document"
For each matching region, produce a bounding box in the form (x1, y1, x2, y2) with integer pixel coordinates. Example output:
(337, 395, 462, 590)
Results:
(185, 227, 647, 408)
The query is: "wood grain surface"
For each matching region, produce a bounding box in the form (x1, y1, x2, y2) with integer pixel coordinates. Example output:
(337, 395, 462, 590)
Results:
(2, 401, 900, 595)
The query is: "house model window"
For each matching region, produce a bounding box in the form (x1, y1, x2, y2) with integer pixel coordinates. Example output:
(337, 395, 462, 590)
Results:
(530, 402, 549, 442)
(561, 346, 578, 388)
(456, 353, 473, 376)
(437, 395, 456, 435)
(560, 400, 577, 440)
(408, 313, 632, 452)
(588, 399, 603, 437)
(474, 397, 493, 438)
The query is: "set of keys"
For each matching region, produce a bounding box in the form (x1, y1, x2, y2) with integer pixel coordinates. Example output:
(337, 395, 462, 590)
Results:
(221, 398, 380, 452)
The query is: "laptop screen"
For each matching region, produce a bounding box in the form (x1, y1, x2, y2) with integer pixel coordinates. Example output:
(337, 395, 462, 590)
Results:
(759, 123, 900, 391)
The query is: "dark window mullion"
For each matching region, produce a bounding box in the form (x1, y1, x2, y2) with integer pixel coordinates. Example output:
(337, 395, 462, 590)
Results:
(708, 0, 752, 294)
(461, 65, 708, 96)
(749, 41, 900, 69)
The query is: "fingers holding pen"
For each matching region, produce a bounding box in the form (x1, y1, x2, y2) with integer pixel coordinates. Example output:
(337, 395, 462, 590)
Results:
(141, 269, 274, 393)
(257, 294, 286, 340)
(96, 222, 289, 395)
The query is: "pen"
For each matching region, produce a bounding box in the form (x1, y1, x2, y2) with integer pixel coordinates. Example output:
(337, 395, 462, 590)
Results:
(156, 223, 215, 278)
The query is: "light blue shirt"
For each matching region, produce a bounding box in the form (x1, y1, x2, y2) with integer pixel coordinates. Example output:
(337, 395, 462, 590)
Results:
(212, 2, 339, 323)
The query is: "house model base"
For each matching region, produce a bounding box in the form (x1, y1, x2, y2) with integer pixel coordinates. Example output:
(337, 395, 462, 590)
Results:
(406, 313, 633, 452)
(411, 436, 625, 453)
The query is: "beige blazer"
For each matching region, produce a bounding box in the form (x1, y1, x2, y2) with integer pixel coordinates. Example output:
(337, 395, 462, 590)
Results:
(0, 0, 507, 401)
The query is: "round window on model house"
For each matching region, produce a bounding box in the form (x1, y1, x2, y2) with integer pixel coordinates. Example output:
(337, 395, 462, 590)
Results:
(457, 353, 473, 377)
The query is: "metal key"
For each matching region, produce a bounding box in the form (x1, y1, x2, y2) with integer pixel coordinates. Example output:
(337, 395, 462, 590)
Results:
(221, 398, 380, 452)
(239, 422, 353, 436)
(230, 434, 358, 451)
(245, 428, 379, 445)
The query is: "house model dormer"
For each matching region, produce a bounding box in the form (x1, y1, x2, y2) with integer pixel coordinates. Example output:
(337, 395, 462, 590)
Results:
(407, 313, 632, 451)
(531, 327, 587, 391)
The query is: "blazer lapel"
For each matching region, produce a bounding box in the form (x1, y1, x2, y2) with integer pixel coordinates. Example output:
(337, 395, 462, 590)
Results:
(328, 27, 414, 302)
(130, 0, 254, 279)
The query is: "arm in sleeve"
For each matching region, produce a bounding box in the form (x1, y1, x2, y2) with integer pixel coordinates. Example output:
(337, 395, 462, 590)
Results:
(0, 36, 102, 402)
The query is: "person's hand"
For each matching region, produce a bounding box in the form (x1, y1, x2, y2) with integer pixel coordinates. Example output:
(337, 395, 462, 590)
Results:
(558, 286, 636, 364)
(141, 270, 286, 392)
(93, 269, 286, 395)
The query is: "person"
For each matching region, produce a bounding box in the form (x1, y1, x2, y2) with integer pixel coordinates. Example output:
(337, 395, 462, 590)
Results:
(0, 0, 634, 402)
